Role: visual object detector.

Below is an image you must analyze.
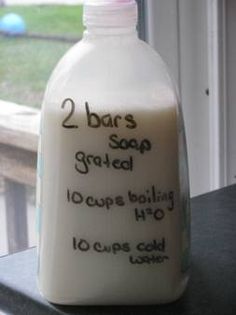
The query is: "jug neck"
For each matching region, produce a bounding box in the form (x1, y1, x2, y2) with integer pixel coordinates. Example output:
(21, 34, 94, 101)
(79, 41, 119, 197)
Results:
(83, 0, 138, 37)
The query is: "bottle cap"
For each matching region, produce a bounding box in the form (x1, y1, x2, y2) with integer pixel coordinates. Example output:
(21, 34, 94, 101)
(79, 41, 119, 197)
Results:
(83, 0, 138, 28)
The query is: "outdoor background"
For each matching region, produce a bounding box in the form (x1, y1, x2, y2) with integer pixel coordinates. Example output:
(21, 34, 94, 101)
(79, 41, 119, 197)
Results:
(0, 0, 83, 108)
(0, 0, 84, 256)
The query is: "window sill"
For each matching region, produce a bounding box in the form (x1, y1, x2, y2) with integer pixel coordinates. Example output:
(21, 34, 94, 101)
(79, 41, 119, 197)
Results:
(0, 185, 236, 314)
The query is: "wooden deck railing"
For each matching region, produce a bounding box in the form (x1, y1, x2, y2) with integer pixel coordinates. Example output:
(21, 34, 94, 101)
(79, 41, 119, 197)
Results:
(0, 101, 40, 253)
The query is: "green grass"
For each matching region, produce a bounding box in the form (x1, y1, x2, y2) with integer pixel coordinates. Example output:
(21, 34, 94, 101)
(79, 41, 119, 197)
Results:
(0, 5, 84, 36)
(0, 5, 83, 108)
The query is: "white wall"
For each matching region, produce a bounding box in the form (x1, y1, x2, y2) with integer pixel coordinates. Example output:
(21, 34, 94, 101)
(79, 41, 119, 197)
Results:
(226, 0, 236, 185)
(146, 0, 211, 196)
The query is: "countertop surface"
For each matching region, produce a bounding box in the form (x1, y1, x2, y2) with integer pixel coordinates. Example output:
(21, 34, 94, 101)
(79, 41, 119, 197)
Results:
(0, 184, 236, 315)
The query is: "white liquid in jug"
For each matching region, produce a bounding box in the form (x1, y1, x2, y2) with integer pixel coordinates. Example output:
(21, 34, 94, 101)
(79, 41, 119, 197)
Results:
(37, 96, 189, 304)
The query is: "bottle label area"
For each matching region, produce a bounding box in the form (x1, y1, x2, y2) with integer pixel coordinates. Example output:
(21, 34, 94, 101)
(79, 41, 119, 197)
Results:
(38, 97, 189, 272)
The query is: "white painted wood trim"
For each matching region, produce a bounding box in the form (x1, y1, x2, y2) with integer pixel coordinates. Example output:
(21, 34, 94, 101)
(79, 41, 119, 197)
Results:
(207, 0, 227, 189)
(207, 0, 221, 189)
(145, 0, 180, 85)
(218, 0, 228, 187)
(145, 0, 212, 196)
(224, 0, 236, 185)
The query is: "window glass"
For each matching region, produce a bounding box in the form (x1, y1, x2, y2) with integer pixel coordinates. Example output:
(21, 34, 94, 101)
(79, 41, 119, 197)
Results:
(0, 2, 83, 256)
